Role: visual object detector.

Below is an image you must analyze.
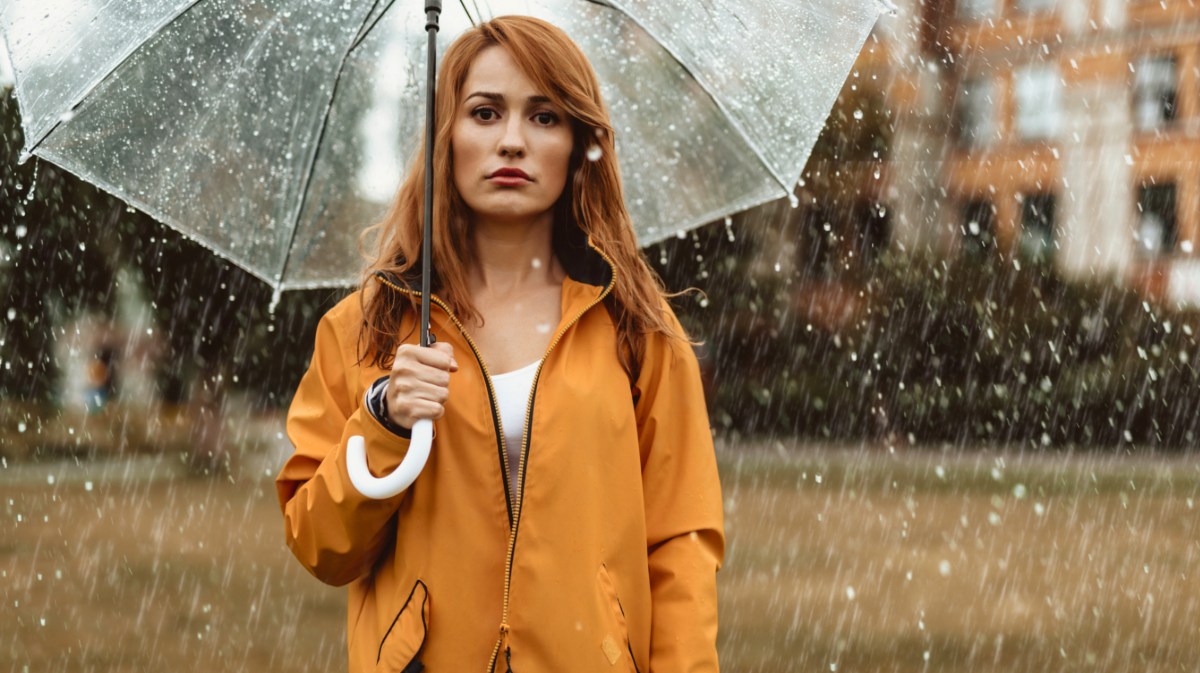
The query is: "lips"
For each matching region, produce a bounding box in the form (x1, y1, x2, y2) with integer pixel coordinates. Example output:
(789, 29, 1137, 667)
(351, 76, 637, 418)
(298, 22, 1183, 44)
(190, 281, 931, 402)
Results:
(488, 167, 531, 180)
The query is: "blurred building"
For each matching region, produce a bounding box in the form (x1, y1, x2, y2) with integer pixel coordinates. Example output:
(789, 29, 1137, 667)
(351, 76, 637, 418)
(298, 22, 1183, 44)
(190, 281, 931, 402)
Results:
(825, 0, 1200, 306)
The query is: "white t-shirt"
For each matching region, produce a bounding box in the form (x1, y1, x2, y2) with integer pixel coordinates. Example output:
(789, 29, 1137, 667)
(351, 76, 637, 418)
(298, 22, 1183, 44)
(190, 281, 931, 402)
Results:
(489, 359, 541, 501)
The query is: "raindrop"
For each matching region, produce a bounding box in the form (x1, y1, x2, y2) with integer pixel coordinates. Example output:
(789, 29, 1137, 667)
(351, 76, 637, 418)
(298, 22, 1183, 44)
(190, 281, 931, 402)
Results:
(14, 225, 26, 239)
(845, 586, 856, 600)
(852, 109, 864, 120)
(586, 145, 602, 161)
(938, 560, 952, 576)
(84, 481, 94, 492)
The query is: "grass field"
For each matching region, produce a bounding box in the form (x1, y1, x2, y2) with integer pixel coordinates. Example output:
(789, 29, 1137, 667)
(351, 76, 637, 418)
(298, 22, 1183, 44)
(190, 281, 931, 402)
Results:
(3, 444, 1198, 672)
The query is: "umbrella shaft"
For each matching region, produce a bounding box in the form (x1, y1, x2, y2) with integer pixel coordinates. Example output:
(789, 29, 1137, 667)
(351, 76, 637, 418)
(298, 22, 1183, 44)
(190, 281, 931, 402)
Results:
(421, 2, 441, 348)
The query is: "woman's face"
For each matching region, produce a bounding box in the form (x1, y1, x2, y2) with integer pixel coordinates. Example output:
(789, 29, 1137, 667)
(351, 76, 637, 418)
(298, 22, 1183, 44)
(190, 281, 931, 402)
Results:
(452, 46, 574, 227)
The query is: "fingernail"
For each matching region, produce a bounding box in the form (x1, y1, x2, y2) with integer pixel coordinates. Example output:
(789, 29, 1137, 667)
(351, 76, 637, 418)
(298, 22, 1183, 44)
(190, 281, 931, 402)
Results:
(451, 359, 459, 369)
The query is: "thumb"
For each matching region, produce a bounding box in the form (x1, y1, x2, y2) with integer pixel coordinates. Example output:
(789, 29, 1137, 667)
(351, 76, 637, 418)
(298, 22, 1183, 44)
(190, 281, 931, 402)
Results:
(431, 341, 458, 370)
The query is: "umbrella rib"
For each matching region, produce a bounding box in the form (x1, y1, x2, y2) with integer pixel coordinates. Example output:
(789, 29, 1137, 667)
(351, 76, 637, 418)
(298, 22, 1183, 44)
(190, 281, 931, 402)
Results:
(19, 0, 209, 161)
(276, 0, 389, 288)
(456, 0, 475, 25)
(349, 0, 403, 53)
(586, 0, 793, 197)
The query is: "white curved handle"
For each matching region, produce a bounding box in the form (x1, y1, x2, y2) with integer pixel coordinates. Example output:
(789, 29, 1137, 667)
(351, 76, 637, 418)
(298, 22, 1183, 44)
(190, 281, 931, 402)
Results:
(346, 418, 433, 499)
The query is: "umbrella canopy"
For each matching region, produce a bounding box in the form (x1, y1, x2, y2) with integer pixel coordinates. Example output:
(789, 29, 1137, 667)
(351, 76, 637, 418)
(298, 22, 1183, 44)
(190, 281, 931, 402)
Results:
(1, 0, 886, 294)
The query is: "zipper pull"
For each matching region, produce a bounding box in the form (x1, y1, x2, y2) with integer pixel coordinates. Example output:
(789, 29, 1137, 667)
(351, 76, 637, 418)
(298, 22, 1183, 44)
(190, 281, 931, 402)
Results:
(504, 645, 513, 673)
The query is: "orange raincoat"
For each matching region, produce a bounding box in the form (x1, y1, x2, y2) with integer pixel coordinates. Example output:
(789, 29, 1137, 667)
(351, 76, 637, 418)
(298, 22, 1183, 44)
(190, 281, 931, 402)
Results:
(276, 237, 725, 673)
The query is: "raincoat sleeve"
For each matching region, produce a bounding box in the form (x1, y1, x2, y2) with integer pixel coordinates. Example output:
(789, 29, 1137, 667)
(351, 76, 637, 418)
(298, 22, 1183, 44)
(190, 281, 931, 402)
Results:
(636, 304, 726, 673)
(276, 300, 412, 587)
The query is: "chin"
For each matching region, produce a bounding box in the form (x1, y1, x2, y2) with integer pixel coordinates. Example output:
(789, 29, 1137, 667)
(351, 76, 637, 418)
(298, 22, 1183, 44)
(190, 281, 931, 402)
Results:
(468, 197, 554, 223)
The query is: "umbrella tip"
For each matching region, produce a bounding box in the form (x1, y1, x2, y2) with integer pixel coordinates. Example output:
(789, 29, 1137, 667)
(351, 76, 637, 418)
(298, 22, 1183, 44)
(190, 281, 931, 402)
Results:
(268, 286, 283, 314)
(17, 150, 32, 165)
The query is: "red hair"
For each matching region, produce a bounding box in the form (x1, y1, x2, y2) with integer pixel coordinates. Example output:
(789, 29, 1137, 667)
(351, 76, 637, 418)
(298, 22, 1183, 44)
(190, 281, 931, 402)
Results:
(356, 15, 689, 379)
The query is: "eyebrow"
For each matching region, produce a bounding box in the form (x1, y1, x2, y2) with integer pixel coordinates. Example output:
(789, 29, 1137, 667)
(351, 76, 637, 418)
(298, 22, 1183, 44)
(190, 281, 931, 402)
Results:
(464, 91, 554, 105)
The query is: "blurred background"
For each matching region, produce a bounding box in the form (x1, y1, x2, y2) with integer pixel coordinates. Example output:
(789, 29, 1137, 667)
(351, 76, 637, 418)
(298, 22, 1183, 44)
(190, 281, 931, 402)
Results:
(2, 1, 1199, 671)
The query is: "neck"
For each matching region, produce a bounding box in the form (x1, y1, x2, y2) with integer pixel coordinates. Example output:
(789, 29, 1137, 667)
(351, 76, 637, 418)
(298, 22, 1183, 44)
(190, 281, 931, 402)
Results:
(467, 211, 564, 296)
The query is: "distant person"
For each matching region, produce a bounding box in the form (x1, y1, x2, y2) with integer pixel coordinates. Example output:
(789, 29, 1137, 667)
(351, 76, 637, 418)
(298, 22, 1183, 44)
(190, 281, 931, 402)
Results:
(85, 347, 116, 412)
(276, 15, 724, 673)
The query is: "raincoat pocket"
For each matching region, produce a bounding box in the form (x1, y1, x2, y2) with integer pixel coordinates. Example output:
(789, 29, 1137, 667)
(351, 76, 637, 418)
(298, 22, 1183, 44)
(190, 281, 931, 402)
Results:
(376, 579, 430, 673)
(597, 564, 641, 673)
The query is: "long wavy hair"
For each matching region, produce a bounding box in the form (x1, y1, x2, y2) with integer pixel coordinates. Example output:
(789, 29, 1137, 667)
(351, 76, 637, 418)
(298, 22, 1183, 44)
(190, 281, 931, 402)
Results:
(356, 15, 690, 381)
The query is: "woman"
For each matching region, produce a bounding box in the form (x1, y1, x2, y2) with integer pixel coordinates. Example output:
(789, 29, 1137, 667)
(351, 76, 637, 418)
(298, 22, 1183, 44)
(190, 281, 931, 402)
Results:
(277, 15, 724, 673)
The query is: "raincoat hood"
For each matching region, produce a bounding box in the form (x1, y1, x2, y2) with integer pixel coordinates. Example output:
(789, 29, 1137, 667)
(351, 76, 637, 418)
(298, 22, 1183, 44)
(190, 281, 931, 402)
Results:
(277, 236, 725, 673)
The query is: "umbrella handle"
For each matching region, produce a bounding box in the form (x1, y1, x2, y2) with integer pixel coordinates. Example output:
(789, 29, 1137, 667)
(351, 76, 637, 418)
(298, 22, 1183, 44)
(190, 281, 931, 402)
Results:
(345, 419, 434, 499)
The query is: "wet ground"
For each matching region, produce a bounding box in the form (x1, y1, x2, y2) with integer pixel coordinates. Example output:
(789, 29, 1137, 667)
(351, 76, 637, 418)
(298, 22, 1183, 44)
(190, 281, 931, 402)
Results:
(3, 443, 1198, 672)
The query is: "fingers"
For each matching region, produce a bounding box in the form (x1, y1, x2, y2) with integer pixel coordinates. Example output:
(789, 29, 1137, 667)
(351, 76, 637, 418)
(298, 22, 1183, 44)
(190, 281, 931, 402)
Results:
(402, 398, 446, 422)
(396, 342, 458, 372)
(389, 375, 450, 404)
(430, 341, 459, 370)
(387, 340, 457, 428)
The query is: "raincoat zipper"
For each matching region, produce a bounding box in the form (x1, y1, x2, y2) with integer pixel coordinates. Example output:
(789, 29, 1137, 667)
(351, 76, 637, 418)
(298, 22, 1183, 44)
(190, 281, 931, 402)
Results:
(486, 252, 617, 673)
(376, 245, 618, 673)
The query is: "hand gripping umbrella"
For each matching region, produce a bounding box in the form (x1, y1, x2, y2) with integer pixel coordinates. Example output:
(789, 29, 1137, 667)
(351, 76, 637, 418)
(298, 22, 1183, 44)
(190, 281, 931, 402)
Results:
(345, 1, 441, 500)
(1, 0, 890, 497)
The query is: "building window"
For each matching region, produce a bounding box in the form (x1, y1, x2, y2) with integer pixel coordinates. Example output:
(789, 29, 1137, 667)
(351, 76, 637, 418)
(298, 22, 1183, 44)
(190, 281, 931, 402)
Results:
(957, 0, 998, 19)
(1016, 0, 1056, 12)
(1020, 193, 1056, 262)
(961, 200, 996, 258)
(1136, 183, 1177, 256)
(1134, 54, 1178, 131)
(955, 77, 995, 149)
(1014, 66, 1062, 140)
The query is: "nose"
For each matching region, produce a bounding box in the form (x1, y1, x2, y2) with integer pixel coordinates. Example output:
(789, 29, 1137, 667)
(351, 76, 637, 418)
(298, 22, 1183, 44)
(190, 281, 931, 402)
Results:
(498, 116, 526, 157)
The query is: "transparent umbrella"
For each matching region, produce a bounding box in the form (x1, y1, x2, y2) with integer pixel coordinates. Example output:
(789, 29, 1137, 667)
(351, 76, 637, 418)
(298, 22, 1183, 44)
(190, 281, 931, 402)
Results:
(1, 0, 887, 304)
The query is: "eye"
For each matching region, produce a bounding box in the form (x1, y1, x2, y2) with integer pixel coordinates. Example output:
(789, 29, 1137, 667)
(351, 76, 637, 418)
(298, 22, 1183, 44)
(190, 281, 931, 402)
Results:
(533, 111, 559, 126)
(472, 106, 498, 121)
